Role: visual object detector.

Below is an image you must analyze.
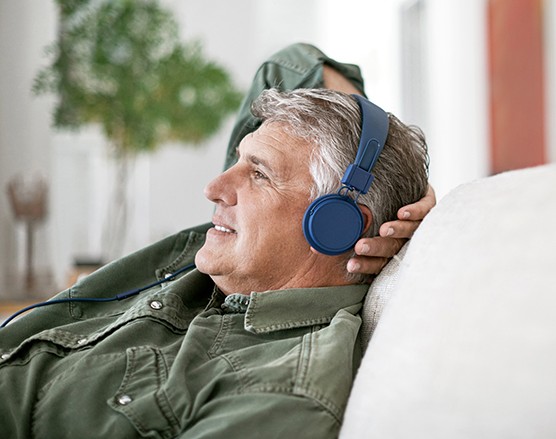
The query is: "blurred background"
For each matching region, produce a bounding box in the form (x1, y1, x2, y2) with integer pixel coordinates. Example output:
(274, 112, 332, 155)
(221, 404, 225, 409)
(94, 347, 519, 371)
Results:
(0, 0, 554, 302)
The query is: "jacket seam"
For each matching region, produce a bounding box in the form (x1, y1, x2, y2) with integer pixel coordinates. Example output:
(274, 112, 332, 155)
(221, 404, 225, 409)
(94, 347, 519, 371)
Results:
(206, 313, 229, 359)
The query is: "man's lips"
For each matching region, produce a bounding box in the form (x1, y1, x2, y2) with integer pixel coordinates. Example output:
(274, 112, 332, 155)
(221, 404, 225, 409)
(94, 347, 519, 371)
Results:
(212, 218, 237, 234)
(214, 224, 235, 233)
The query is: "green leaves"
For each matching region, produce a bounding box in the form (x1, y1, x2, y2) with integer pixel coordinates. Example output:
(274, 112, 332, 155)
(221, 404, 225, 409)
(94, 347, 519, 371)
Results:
(34, 0, 243, 153)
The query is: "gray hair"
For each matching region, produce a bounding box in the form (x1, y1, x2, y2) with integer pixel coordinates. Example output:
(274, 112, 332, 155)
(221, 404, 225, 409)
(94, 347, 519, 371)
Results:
(251, 88, 429, 282)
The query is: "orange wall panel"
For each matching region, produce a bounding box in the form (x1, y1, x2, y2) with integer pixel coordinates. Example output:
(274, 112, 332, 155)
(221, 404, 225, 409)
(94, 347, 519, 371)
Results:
(488, 0, 546, 174)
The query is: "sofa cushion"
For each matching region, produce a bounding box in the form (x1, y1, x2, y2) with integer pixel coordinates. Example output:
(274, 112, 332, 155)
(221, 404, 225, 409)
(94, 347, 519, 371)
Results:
(342, 164, 556, 438)
(360, 242, 409, 348)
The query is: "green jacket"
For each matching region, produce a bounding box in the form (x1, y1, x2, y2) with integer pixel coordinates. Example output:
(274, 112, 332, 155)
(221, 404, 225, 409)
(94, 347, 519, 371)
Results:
(0, 43, 368, 438)
(0, 227, 368, 438)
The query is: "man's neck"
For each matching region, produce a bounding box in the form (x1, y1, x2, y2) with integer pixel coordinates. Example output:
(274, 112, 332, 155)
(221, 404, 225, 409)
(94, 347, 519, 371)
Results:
(210, 266, 352, 296)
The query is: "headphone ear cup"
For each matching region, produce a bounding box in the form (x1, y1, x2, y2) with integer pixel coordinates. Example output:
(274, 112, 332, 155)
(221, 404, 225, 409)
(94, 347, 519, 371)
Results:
(303, 194, 364, 255)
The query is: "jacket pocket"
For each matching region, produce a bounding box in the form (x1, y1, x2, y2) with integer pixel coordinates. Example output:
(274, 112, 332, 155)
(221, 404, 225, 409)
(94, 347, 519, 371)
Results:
(108, 346, 180, 439)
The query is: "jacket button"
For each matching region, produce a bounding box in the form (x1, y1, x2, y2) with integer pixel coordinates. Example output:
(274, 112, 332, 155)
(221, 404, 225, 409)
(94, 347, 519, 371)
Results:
(117, 394, 133, 406)
(150, 300, 163, 310)
(1, 353, 10, 360)
(77, 338, 88, 345)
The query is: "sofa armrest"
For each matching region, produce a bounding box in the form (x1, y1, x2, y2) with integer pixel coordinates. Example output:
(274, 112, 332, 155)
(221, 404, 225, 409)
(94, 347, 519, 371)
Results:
(342, 164, 556, 438)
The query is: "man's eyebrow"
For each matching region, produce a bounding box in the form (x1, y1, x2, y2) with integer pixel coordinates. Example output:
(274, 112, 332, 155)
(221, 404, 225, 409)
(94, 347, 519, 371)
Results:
(236, 147, 273, 171)
(247, 153, 271, 169)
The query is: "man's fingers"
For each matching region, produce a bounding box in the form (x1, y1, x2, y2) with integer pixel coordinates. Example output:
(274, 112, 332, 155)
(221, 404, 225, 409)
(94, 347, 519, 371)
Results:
(347, 187, 436, 276)
(397, 184, 436, 221)
(348, 236, 406, 276)
(347, 255, 389, 276)
(379, 220, 421, 239)
(353, 236, 406, 258)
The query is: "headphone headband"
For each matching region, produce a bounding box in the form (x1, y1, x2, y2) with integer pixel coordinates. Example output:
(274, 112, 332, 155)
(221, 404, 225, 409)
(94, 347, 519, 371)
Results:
(302, 94, 390, 255)
(341, 94, 389, 195)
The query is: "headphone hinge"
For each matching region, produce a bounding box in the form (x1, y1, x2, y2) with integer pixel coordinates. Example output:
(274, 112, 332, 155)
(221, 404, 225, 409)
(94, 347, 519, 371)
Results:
(341, 164, 375, 194)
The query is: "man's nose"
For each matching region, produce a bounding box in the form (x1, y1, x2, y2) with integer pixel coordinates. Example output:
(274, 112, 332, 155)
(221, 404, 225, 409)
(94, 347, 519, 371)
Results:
(204, 168, 237, 206)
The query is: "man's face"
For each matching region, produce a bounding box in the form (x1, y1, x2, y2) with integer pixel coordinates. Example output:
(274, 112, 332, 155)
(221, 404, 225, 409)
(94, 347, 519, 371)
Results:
(195, 121, 340, 295)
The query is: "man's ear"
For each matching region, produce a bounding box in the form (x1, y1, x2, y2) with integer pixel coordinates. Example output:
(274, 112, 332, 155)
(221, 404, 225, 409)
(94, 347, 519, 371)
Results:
(358, 204, 373, 234)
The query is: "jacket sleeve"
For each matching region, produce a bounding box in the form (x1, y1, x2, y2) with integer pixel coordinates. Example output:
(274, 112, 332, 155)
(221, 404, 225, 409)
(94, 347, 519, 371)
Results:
(179, 391, 342, 439)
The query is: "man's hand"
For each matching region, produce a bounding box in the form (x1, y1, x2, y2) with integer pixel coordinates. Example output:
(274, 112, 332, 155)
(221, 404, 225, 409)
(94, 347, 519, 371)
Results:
(347, 185, 436, 275)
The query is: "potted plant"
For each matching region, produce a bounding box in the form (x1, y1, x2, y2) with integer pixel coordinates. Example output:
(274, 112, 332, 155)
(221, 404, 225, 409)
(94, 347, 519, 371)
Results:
(33, 0, 242, 261)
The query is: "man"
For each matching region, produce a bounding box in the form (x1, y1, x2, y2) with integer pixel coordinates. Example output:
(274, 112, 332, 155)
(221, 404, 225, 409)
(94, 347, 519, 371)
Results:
(0, 44, 433, 438)
(0, 87, 428, 438)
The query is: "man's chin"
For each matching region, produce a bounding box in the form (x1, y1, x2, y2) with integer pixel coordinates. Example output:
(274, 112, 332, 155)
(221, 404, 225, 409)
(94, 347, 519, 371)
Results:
(195, 246, 223, 276)
(194, 250, 210, 274)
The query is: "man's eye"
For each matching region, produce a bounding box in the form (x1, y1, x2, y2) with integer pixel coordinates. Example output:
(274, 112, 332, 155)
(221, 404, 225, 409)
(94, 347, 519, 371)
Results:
(253, 170, 268, 180)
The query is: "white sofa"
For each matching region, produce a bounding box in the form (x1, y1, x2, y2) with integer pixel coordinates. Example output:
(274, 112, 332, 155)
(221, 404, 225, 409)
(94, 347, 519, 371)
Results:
(340, 163, 556, 438)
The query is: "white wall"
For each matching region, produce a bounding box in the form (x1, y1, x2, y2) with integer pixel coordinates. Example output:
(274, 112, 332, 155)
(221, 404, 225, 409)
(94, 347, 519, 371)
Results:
(0, 1, 57, 297)
(424, 0, 490, 197)
(318, 0, 490, 199)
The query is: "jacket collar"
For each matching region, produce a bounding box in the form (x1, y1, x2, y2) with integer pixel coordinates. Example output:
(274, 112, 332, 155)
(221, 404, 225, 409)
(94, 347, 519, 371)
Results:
(242, 284, 368, 334)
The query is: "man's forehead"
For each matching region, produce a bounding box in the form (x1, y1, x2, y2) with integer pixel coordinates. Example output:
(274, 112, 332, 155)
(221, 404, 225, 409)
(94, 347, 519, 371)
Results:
(240, 121, 310, 160)
(237, 123, 314, 187)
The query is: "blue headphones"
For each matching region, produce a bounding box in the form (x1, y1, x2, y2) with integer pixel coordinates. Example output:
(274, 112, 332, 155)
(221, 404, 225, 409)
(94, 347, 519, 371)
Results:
(302, 94, 389, 255)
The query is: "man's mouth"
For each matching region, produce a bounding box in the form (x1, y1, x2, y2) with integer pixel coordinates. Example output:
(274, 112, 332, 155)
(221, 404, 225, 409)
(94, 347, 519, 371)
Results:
(214, 224, 236, 234)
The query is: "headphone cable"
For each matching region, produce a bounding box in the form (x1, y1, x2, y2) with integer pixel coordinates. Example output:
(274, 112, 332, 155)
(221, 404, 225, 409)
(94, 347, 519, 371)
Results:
(0, 263, 195, 329)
